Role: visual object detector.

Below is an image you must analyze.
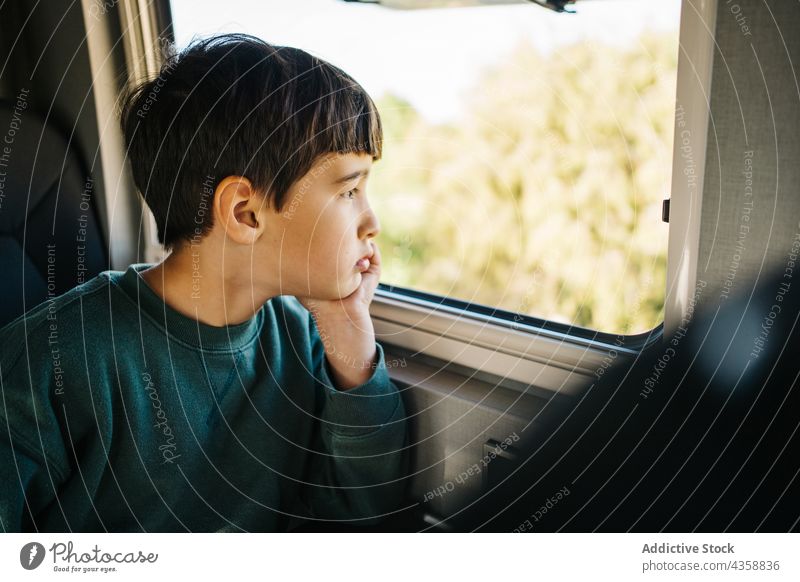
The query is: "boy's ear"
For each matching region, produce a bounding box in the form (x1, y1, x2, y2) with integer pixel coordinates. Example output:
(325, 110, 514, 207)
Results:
(213, 175, 265, 245)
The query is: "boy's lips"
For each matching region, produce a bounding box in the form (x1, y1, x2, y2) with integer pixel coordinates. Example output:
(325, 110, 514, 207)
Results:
(355, 247, 374, 271)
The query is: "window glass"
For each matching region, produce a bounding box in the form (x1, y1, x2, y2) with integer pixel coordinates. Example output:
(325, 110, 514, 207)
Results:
(170, 0, 681, 335)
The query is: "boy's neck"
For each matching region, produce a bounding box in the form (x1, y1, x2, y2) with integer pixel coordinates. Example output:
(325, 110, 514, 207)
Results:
(141, 247, 273, 327)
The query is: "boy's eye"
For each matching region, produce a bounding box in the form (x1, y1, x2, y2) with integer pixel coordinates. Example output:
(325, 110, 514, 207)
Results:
(341, 189, 357, 200)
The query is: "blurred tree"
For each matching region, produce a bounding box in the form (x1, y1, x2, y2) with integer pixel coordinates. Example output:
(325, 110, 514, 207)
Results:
(372, 31, 677, 335)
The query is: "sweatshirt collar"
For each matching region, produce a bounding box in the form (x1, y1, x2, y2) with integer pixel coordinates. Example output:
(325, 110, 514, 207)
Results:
(115, 263, 264, 352)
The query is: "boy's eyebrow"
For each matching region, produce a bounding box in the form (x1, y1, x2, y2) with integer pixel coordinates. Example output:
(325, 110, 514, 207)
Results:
(331, 168, 370, 185)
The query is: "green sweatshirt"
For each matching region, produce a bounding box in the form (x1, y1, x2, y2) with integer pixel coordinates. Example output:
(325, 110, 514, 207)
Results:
(0, 263, 408, 532)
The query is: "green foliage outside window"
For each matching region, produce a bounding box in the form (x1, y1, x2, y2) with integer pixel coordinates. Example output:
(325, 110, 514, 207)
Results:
(372, 32, 678, 335)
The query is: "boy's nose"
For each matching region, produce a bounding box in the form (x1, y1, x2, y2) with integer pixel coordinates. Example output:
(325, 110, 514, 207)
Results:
(360, 206, 380, 239)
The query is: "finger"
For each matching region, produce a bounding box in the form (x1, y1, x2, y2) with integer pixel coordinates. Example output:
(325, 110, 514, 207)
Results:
(359, 241, 381, 298)
(365, 241, 381, 279)
(368, 239, 381, 269)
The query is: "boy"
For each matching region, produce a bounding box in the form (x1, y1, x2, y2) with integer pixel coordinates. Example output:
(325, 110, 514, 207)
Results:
(0, 34, 409, 532)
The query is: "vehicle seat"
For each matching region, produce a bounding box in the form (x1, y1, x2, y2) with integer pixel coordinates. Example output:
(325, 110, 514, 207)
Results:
(0, 100, 107, 328)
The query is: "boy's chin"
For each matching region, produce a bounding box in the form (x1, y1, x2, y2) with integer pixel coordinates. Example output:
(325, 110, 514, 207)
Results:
(327, 274, 361, 300)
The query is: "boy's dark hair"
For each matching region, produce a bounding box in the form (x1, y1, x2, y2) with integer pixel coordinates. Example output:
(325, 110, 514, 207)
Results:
(120, 33, 383, 251)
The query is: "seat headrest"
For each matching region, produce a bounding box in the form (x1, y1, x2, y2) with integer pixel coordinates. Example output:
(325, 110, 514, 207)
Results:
(0, 97, 86, 232)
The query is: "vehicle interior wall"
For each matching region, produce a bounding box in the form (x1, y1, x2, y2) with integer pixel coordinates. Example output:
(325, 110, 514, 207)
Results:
(0, 0, 111, 247)
(697, 1, 800, 309)
(0, 2, 25, 102)
(387, 349, 556, 524)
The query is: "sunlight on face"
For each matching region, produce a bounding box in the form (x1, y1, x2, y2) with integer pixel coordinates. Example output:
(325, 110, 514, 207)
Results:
(259, 152, 380, 300)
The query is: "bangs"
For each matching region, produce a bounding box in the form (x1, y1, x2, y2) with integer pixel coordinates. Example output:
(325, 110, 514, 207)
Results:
(247, 50, 384, 211)
(311, 81, 383, 162)
(241, 47, 384, 212)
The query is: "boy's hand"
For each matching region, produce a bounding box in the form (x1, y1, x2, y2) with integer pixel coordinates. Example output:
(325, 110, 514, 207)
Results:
(297, 241, 383, 391)
(298, 240, 381, 320)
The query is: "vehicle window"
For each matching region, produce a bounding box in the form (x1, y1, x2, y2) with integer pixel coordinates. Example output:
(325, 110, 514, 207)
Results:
(169, 0, 681, 336)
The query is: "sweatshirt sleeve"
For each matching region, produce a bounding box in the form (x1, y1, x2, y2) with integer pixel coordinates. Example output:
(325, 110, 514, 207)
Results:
(0, 336, 71, 532)
(294, 315, 410, 526)
(0, 439, 65, 532)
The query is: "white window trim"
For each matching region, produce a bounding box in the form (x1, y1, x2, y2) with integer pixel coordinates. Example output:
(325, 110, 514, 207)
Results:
(371, 289, 647, 395)
(664, 0, 717, 336)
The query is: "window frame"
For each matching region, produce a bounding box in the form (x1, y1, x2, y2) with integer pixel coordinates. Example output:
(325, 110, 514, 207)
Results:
(370, 0, 716, 391)
(370, 284, 658, 396)
(377, 282, 663, 350)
